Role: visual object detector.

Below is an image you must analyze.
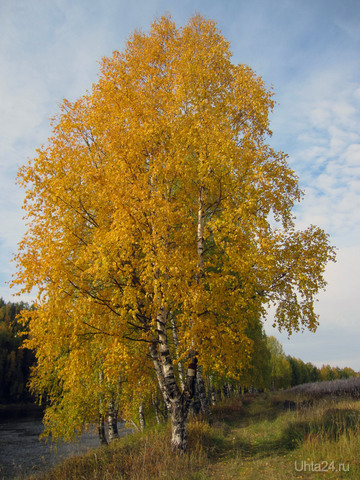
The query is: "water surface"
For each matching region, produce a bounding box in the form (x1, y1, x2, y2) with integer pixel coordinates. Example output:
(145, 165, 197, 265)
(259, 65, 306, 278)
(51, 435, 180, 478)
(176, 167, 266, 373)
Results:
(0, 408, 130, 479)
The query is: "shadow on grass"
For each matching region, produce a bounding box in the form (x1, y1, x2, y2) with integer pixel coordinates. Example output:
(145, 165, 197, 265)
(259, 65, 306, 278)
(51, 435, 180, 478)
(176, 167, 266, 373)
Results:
(210, 393, 287, 430)
(208, 395, 291, 460)
(205, 425, 288, 463)
(208, 395, 360, 463)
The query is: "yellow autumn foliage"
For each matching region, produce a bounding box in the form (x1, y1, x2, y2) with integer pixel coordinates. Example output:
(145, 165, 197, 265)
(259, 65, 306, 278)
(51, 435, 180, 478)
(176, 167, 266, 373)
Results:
(12, 14, 335, 443)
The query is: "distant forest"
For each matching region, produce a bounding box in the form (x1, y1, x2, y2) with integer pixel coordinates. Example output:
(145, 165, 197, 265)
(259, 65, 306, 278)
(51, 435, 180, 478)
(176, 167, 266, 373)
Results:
(0, 298, 34, 403)
(0, 298, 358, 405)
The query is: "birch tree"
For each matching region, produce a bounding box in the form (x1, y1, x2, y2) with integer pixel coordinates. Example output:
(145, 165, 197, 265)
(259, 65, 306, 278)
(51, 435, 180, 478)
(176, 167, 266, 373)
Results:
(13, 14, 335, 451)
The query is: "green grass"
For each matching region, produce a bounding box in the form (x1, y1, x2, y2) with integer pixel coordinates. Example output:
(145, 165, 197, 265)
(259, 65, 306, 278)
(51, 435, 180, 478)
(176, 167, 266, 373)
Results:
(205, 393, 360, 480)
(22, 392, 360, 480)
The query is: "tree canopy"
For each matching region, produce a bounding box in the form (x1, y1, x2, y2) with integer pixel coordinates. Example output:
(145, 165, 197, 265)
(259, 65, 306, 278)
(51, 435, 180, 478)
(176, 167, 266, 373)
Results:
(13, 14, 335, 450)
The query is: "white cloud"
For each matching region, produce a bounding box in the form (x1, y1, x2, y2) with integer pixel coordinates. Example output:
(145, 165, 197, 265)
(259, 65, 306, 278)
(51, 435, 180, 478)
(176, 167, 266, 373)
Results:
(317, 246, 360, 324)
(272, 74, 360, 246)
(265, 245, 360, 370)
(265, 45, 360, 370)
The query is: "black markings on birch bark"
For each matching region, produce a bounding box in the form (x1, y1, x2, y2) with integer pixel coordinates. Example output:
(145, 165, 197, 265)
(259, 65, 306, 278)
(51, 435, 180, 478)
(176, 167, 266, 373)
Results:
(170, 314, 185, 390)
(197, 185, 205, 278)
(152, 393, 161, 424)
(107, 375, 122, 442)
(156, 308, 179, 401)
(98, 414, 108, 445)
(149, 341, 172, 411)
(192, 365, 209, 415)
(98, 367, 108, 445)
(149, 305, 198, 450)
(209, 375, 217, 406)
(139, 401, 146, 431)
(107, 398, 119, 442)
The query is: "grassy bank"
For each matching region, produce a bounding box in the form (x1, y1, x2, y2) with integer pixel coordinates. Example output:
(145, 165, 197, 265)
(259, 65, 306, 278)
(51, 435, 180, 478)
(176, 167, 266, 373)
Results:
(23, 389, 360, 480)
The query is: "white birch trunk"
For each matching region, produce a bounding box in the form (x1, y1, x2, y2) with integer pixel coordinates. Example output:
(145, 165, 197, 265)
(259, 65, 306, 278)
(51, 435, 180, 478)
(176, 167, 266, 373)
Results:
(170, 357, 197, 450)
(197, 185, 205, 274)
(196, 366, 209, 415)
(98, 368, 108, 445)
(209, 376, 217, 406)
(149, 307, 197, 451)
(98, 414, 108, 445)
(152, 393, 161, 424)
(107, 398, 119, 442)
(139, 401, 146, 431)
(170, 315, 185, 390)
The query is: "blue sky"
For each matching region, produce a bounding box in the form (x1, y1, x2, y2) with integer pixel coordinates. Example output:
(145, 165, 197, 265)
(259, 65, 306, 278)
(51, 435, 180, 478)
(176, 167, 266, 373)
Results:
(1, 0, 360, 370)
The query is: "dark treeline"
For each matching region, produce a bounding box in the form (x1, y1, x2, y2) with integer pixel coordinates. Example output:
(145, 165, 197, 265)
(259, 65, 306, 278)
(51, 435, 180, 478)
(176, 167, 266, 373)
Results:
(287, 356, 357, 385)
(0, 298, 34, 404)
(0, 300, 358, 407)
(266, 335, 358, 391)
